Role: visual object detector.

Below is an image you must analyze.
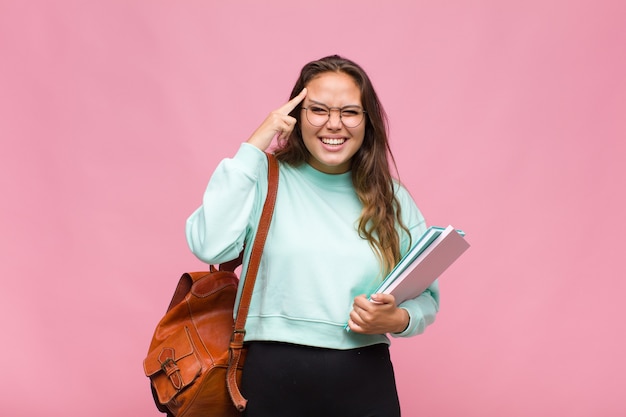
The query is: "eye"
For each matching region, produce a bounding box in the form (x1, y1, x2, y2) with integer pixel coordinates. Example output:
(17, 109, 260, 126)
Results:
(341, 108, 361, 116)
(309, 105, 329, 115)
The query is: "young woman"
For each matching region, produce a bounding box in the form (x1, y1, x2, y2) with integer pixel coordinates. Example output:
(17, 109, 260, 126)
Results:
(186, 55, 439, 417)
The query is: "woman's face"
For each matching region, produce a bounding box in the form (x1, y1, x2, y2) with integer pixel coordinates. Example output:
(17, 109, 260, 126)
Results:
(300, 71, 366, 174)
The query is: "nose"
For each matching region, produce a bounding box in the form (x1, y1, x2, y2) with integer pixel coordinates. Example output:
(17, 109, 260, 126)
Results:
(326, 108, 343, 130)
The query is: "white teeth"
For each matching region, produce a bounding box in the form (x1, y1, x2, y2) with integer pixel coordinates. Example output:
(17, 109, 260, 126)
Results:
(321, 138, 345, 145)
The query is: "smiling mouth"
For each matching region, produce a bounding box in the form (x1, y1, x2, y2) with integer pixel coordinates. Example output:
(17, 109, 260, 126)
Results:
(320, 137, 346, 145)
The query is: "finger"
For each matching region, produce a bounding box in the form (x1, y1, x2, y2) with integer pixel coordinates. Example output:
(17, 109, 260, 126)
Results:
(277, 88, 307, 114)
(370, 293, 396, 305)
(350, 305, 366, 320)
(353, 294, 368, 304)
(348, 320, 366, 333)
(348, 314, 366, 331)
(347, 319, 362, 333)
(277, 129, 290, 142)
(276, 118, 295, 141)
(353, 294, 374, 311)
(352, 306, 374, 325)
(349, 309, 360, 323)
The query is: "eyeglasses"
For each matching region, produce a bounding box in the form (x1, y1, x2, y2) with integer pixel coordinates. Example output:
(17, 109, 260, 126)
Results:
(301, 104, 366, 128)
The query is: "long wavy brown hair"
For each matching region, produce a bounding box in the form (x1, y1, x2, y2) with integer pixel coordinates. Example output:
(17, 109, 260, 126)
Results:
(274, 55, 411, 276)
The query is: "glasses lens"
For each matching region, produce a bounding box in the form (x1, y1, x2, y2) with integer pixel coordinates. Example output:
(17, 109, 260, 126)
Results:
(306, 106, 329, 127)
(340, 108, 364, 128)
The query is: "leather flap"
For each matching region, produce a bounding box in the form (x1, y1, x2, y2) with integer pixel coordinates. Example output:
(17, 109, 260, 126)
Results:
(143, 327, 202, 404)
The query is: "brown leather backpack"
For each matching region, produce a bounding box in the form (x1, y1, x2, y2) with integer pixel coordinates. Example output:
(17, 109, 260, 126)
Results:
(143, 153, 278, 416)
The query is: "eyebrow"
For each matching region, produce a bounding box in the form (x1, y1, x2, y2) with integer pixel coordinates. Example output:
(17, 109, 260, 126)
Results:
(307, 99, 363, 109)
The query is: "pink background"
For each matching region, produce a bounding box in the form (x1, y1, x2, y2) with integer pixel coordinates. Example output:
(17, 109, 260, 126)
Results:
(2, 1, 625, 416)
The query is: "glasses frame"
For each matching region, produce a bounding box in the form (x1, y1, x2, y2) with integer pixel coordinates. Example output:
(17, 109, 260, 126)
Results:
(301, 104, 367, 128)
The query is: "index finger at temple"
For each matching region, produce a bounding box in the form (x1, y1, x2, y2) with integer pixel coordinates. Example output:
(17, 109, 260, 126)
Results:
(278, 88, 307, 114)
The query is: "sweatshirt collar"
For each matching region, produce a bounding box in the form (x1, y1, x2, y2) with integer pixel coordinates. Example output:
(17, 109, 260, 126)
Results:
(298, 162, 353, 188)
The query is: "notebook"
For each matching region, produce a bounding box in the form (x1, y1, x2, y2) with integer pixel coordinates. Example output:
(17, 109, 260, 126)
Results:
(373, 225, 470, 304)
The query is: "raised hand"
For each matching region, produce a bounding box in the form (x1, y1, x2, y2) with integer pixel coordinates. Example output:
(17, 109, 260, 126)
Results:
(246, 88, 308, 151)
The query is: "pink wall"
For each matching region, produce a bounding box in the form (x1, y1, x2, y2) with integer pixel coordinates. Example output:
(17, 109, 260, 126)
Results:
(1, 1, 625, 416)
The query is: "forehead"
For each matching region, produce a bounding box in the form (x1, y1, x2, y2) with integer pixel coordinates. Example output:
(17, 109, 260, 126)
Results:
(305, 72, 362, 106)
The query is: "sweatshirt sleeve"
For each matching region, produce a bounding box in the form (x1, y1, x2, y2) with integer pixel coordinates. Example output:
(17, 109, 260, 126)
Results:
(392, 282, 440, 337)
(185, 143, 268, 264)
(389, 184, 441, 338)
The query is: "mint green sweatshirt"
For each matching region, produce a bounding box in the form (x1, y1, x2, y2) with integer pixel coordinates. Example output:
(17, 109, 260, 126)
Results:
(186, 143, 439, 349)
